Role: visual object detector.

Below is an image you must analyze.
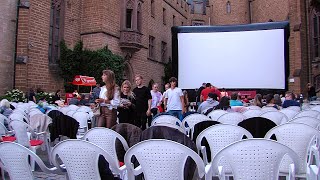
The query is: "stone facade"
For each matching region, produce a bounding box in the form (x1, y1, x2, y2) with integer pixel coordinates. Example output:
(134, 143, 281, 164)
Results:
(0, 0, 317, 96)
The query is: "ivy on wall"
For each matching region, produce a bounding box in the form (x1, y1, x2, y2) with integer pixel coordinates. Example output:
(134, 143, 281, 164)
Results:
(59, 41, 125, 92)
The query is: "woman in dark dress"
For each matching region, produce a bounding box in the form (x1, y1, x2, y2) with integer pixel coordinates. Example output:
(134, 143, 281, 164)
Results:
(117, 80, 136, 124)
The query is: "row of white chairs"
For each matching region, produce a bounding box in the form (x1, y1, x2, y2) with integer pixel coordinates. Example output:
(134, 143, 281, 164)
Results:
(1, 123, 319, 180)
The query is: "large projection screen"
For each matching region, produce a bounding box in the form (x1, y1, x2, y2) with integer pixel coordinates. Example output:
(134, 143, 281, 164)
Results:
(172, 21, 289, 90)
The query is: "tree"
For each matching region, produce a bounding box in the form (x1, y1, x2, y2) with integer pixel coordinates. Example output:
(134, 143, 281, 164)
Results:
(59, 41, 125, 92)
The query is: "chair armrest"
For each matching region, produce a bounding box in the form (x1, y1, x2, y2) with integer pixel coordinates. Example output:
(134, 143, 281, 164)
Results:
(133, 165, 143, 176)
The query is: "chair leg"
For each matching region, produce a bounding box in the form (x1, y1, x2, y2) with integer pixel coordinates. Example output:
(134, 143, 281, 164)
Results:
(30, 147, 36, 171)
(1, 168, 5, 180)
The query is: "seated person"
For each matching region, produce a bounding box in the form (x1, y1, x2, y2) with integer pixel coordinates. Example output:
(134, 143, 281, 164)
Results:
(69, 94, 80, 105)
(229, 92, 243, 106)
(0, 99, 13, 117)
(79, 94, 90, 106)
(197, 93, 219, 114)
(264, 94, 280, 110)
(282, 91, 300, 108)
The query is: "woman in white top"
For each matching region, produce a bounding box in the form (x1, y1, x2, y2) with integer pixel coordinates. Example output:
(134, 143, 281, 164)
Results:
(95, 70, 120, 128)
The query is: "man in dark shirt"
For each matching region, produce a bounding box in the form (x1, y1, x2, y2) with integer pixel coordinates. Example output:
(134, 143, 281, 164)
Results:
(133, 75, 152, 130)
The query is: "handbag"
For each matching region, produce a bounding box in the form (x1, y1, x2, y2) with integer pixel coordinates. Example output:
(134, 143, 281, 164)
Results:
(93, 104, 101, 116)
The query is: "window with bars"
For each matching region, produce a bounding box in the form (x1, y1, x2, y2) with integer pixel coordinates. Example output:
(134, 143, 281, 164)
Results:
(137, 3, 142, 32)
(226, 1, 231, 14)
(48, 0, 63, 64)
(161, 41, 167, 62)
(313, 13, 320, 60)
(149, 36, 155, 59)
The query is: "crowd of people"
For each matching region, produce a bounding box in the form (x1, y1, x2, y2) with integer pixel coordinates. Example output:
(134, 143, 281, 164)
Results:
(0, 69, 319, 131)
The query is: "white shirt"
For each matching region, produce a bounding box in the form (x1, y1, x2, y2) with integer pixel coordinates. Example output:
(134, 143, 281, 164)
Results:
(165, 87, 183, 111)
(99, 86, 120, 109)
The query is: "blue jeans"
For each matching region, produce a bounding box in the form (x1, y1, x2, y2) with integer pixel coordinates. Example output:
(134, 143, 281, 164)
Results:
(168, 110, 183, 121)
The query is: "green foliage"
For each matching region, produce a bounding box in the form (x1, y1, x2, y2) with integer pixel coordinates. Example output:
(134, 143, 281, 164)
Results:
(59, 41, 125, 92)
(162, 58, 173, 84)
(0, 89, 26, 102)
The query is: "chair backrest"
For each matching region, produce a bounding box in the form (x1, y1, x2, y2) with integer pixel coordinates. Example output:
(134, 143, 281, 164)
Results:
(153, 123, 185, 133)
(242, 109, 263, 118)
(307, 143, 320, 180)
(182, 113, 209, 129)
(280, 108, 299, 120)
(124, 139, 205, 180)
(9, 112, 28, 123)
(311, 105, 320, 112)
(265, 123, 320, 174)
(286, 105, 302, 111)
(0, 123, 9, 135)
(289, 116, 320, 130)
(83, 127, 129, 168)
(293, 110, 320, 119)
(68, 104, 79, 111)
(196, 124, 253, 164)
(261, 106, 278, 112)
(59, 107, 70, 115)
(151, 115, 182, 127)
(77, 106, 92, 113)
(207, 110, 228, 121)
(237, 117, 277, 138)
(210, 139, 300, 180)
(51, 139, 121, 180)
(260, 111, 289, 125)
(29, 109, 43, 118)
(66, 110, 77, 117)
(9, 120, 34, 147)
(247, 105, 262, 110)
(0, 142, 61, 180)
(217, 112, 246, 125)
(72, 111, 89, 128)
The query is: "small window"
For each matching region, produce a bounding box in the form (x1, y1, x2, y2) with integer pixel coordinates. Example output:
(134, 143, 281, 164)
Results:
(161, 41, 167, 62)
(151, 0, 155, 17)
(126, 9, 133, 29)
(137, 3, 142, 32)
(149, 36, 155, 59)
(173, 15, 176, 26)
(163, 8, 166, 25)
(226, 1, 231, 14)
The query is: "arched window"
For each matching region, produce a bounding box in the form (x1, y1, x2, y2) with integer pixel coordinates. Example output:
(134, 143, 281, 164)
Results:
(48, 0, 64, 64)
(226, 1, 231, 14)
(312, 11, 320, 59)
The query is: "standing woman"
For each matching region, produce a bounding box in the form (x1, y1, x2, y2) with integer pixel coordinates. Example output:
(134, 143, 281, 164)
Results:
(118, 80, 136, 124)
(96, 70, 120, 128)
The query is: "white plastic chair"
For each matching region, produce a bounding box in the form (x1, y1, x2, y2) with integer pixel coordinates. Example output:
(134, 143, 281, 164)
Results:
(151, 115, 182, 127)
(196, 124, 253, 165)
(286, 106, 302, 111)
(207, 139, 300, 180)
(289, 116, 320, 130)
(293, 110, 320, 119)
(182, 113, 210, 137)
(280, 108, 299, 120)
(82, 127, 128, 179)
(9, 120, 48, 171)
(247, 105, 262, 110)
(0, 114, 9, 125)
(66, 110, 77, 117)
(265, 123, 320, 178)
(124, 139, 206, 180)
(260, 111, 289, 125)
(68, 104, 79, 111)
(73, 111, 90, 136)
(77, 106, 92, 113)
(207, 110, 228, 121)
(261, 106, 278, 112)
(9, 112, 28, 123)
(0, 142, 63, 180)
(59, 106, 70, 115)
(311, 105, 320, 112)
(51, 139, 123, 180)
(242, 109, 263, 118)
(29, 109, 43, 118)
(217, 112, 246, 125)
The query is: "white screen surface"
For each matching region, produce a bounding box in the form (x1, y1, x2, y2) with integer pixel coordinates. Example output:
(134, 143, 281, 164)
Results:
(177, 29, 285, 89)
